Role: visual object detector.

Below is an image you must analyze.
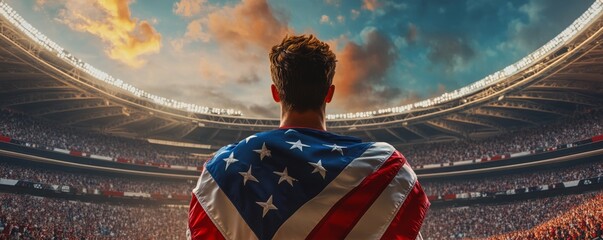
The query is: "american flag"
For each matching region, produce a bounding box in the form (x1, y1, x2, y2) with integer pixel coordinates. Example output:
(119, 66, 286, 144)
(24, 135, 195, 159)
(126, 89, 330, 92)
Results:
(188, 128, 429, 240)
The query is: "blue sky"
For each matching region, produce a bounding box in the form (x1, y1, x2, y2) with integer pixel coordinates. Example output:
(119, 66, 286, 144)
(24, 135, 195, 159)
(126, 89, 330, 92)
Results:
(5, 0, 594, 117)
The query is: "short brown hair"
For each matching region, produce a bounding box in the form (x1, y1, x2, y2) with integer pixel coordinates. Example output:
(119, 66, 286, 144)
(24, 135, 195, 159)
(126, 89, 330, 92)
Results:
(269, 34, 336, 112)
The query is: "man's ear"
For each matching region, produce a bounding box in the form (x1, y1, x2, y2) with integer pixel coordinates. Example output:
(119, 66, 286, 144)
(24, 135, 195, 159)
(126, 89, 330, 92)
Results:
(271, 84, 281, 103)
(325, 85, 335, 103)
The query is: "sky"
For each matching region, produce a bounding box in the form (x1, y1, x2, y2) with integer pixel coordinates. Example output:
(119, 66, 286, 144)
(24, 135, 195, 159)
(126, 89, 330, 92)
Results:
(5, 0, 594, 117)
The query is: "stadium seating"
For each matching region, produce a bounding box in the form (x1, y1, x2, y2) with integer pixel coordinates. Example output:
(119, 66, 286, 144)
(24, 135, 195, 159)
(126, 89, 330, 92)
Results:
(0, 193, 186, 239)
(421, 191, 603, 239)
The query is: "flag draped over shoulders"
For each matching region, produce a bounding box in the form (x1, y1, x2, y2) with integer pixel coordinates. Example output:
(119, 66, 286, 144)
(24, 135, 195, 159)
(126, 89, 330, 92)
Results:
(188, 128, 430, 240)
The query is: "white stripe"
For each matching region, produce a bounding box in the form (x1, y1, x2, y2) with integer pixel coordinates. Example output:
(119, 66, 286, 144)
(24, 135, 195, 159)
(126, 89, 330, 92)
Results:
(192, 168, 258, 240)
(272, 142, 395, 239)
(346, 163, 417, 239)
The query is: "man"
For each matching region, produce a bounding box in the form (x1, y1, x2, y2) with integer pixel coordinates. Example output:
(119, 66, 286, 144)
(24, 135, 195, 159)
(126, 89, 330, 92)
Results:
(188, 35, 430, 240)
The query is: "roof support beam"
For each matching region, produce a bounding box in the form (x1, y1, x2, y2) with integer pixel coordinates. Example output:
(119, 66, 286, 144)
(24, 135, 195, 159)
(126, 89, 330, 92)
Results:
(64, 108, 126, 125)
(484, 101, 568, 116)
(471, 108, 537, 125)
(425, 120, 465, 138)
(385, 128, 407, 143)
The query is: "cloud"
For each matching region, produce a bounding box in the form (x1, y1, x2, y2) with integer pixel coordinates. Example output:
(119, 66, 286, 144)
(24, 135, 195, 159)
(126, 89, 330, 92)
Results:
(337, 15, 345, 23)
(324, 0, 341, 7)
(173, 0, 206, 17)
(170, 18, 211, 51)
(205, 0, 292, 54)
(425, 34, 475, 73)
(320, 15, 331, 24)
(405, 23, 418, 44)
(49, 0, 161, 68)
(362, 0, 381, 11)
(500, 0, 590, 55)
(350, 9, 360, 20)
(332, 28, 400, 111)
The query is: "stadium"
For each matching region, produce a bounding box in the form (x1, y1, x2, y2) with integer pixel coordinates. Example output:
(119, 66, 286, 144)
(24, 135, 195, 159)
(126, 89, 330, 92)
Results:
(0, 0, 602, 239)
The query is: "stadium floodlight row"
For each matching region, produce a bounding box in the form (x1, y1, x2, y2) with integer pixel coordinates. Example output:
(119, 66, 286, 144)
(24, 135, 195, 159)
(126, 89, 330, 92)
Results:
(0, 0, 601, 120)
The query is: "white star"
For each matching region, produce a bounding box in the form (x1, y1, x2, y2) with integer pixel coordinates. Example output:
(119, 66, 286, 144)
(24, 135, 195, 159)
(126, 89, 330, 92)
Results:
(324, 143, 346, 155)
(223, 152, 238, 170)
(239, 165, 259, 186)
(273, 167, 297, 186)
(253, 142, 271, 160)
(256, 195, 278, 218)
(309, 160, 327, 179)
(286, 140, 310, 151)
(245, 135, 257, 143)
(284, 129, 298, 134)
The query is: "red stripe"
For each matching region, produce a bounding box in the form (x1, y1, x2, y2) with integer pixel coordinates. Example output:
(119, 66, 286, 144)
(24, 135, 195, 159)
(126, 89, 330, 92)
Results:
(189, 193, 225, 240)
(380, 181, 430, 240)
(0, 136, 11, 142)
(592, 134, 603, 142)
(306, 151, 406, 240)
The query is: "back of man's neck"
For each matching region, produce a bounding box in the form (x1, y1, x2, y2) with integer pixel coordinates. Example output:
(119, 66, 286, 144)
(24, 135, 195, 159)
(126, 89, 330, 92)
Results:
(279, 109, 326, 131)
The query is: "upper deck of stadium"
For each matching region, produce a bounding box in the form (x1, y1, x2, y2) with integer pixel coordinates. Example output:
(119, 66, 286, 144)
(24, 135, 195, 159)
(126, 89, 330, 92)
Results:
(0, 1, 602, 147)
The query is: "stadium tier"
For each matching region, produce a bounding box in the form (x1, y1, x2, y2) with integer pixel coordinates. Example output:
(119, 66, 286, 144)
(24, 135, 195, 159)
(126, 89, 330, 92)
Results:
(1, 108, 602, 172)
(0, 193, 187, 239)
(422, 191, 603, 239)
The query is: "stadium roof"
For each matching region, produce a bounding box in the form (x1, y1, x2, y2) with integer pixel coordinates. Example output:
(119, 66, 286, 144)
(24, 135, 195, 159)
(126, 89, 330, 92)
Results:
(0, 1, 602, 148)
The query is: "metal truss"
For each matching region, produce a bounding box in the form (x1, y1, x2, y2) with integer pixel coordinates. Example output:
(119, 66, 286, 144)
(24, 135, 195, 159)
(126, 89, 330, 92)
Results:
(425, 120, 465, 138)
(1, 91, 100, 107)
(29, 100, 113, 117)
(469, 108, 537, 125)
(443, 114, 504, 131)
(484, 100, 569, 116)
(63, 107, 126, 125)
(506, 91, 602, 107)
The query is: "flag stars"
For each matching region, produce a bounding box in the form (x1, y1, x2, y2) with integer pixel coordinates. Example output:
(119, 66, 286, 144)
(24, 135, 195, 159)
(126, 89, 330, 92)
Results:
(253, 142, 271, 160)
(239, 165, 259, 186)
(256, 195, 278, 218)
(273, 167, 298, 186)
(324, 143, 346, 155)
(287, 140, 310, 151)
(223, 152, 238, 170)
(309, 160, 327, 179)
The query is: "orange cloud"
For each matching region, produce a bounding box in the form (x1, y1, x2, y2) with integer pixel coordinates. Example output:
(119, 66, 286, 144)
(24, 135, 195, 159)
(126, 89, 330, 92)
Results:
(205, 0, 292, 53)
(52, 0, 161, 68)
(332, 28, 399, 111)
(362, 0, 381, 11)
(171, 18, 211, 51)
(173, 0, 206, 17)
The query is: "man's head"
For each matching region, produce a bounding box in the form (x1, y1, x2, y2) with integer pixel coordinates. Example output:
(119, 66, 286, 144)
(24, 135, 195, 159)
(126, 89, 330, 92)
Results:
(269, 35, 336, 113)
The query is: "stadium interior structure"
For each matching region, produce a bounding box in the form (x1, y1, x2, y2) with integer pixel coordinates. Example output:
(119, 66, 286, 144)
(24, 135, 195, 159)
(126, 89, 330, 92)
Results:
(0, 0, 602, 239)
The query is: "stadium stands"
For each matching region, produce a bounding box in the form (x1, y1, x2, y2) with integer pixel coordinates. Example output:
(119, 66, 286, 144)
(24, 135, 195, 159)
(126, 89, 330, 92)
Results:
(0, 161, 194, 195)
(0, 193, 186, 239)
(490, 193, 603, 239)
(0, 108, 206, 167)
(403, 109, 603, 166)
(1, 108, 601, 169)
(421, 159, 603, 196)
(421, 191, 603, 239)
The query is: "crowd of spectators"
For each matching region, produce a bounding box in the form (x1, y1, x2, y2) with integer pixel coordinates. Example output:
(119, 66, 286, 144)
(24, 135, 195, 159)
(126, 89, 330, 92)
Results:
(2, 191, 599, 239)
(1, 108, 602, 168)
(0, 193, 187, 239)
(403, 110, 603, 166)
(0, 161, 195, 195)
(421, 160, 603, 196)
(0, 109, 206, 167)
(421, 191, 602, 239)
(490, 193, 603, 240)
